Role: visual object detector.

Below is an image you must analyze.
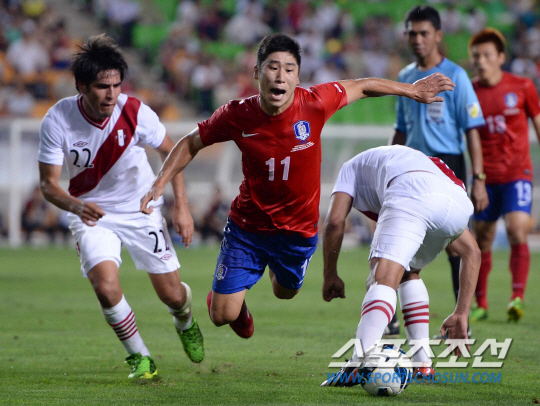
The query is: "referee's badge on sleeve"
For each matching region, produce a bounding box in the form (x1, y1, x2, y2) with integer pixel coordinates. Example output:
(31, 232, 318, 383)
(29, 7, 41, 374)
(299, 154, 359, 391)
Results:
(466, 102, 480, 119)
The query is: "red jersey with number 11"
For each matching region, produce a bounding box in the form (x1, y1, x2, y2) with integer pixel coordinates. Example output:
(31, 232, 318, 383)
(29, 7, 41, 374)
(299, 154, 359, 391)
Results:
(472, 72, 540, 184)
(198, 83, 348, 238)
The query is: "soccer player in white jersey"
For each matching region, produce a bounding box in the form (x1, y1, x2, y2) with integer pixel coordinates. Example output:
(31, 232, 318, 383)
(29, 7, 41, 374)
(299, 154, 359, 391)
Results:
(320, 145, 481, 387)
(37, 35, 204, 379)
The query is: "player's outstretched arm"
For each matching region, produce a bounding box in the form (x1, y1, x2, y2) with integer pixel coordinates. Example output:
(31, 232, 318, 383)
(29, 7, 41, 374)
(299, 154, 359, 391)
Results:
(339, 73, 455, 105)
(322, 192, 353, 302)
(439, 229, 481, 355)
(141, 128, 205, 214)
(156, 135, 195, 247)
(39, 162, 105, 227)
(465, 128, 489, 213)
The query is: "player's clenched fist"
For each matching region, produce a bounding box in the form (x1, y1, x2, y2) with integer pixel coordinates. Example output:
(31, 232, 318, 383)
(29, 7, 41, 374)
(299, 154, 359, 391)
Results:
(75, 201, 105, 226)
(322, 275, 346, 302)
(140, 184, 164, 214)
(412, 73, 455, 103)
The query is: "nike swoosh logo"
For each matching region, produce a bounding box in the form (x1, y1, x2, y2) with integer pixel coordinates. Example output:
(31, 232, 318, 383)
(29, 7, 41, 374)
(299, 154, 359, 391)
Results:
(242, 131, 258, 137)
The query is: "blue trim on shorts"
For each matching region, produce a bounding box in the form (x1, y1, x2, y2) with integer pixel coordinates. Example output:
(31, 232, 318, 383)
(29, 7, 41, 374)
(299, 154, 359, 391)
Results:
(473, 180, 532, 222)
(212, 218, 318, 294)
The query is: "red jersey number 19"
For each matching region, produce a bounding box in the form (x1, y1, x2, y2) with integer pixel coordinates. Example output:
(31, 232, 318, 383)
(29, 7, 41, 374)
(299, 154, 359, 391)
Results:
(266, 156, 290, 181)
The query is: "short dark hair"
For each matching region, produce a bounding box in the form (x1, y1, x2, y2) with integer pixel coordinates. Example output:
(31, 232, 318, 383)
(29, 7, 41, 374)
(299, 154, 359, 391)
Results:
(256, 34, 301, 69)
(468, 27, 506, 54)
(71, 34, 128, 92)
(405, 5, 441, 31)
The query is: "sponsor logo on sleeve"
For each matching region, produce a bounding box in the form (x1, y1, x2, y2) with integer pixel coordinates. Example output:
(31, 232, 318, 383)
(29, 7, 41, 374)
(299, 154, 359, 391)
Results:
(466, 102, 480, 119)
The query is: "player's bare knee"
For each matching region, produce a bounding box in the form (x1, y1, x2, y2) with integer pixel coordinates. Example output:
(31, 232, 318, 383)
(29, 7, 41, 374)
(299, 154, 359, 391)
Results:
(273, 288, 298, 300)
(506, 229, 527, 246)
(94, 286, 122, 308)
(210, 310, 237, 326)
(159, 290, 185, 309)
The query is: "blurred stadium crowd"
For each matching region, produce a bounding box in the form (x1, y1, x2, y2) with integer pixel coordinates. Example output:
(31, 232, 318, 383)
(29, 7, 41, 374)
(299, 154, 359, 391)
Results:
(1, 0, 540, 244)
(2, 0, 540, 120)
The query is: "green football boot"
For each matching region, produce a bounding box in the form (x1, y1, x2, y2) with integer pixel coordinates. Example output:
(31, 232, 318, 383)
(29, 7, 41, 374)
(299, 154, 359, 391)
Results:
(470, 306, 488, 322)
(507, 297, 524, 322)
(125, 353, 158, 379)
(176, 316, 205, 363)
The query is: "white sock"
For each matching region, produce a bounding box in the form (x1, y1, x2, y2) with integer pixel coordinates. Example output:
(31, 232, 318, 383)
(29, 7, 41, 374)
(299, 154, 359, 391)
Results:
(101, 295, 150, 357)
(398, 279, 430, 364)
(352, 284, 396, 362)
(168, 282, 193, 331)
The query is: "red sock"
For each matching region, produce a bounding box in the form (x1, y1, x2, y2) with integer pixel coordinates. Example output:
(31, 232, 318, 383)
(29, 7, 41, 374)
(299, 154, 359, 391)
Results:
(207, 290, 254, 338)
(475, 251, 492, 309)
(510, 243, 530, 301)
(229, 300, 254, 339)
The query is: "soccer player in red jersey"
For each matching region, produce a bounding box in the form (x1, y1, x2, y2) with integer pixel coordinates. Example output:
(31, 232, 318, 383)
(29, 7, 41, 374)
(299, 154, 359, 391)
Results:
(141, 34, 455, 338)
(469, 28, 540, 322)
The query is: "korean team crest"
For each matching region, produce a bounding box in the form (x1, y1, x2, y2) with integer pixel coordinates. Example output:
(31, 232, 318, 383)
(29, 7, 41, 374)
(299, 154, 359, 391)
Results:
(293, 120, 311, 142)
(216, 264, 228, 281)
(505, 92, 518, 108)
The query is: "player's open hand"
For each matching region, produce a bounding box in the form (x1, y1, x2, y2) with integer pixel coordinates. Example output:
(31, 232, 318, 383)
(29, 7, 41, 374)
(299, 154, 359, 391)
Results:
(173, 205, 194, 248)
(322, 275, 346, 302)
(75, 201, 105, 226)
(471, 180, 489, 213)
(439, 312, 470, 357)
(140, 184, 165, 214)
(412, 73, 455, 104)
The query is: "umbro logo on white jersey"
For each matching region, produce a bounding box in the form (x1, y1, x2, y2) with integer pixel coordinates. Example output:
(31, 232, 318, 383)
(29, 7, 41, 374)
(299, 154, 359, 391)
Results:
(242, 131, 258, 137)
(73, 141, 88, 147)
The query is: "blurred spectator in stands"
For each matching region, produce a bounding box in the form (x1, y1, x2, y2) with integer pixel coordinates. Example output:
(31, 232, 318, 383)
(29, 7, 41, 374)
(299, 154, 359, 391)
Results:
(191, 53, 223, 115)
(2, 82, 35, 116)
(464, 7, 487, 34)
(198, 187, 229, 243)
(177, 0, 201, 30)
(262, 2, 281, 32)
(314, 0, 341, 35)
(510, 50, 538, 79)
(47, 19, 73, 69)
(313, 59, 343, 84)
(440, 3, 462, 34)
(286, 0, 308, 33)
(21, 185, 57, 243)
(6, 19, 49, 76)
(105, 0, 140, 47)
(236, 0, 264, 19)
(224, 2, 271, 46)
(197, 4, 228, 41)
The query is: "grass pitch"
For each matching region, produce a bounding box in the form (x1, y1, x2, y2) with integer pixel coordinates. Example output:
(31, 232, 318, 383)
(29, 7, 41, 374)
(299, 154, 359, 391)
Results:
(1, 245, 539, 405)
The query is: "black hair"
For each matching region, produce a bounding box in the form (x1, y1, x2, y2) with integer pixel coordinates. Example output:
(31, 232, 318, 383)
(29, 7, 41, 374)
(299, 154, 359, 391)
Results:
(256, 33, 301, 69)
(405, 5, 441, 31)
(71, 34, 128, 92)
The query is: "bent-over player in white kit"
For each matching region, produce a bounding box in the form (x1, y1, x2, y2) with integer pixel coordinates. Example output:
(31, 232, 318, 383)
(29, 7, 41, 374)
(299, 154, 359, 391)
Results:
(37, 35, 204, 379)
(320, 145, 480, 387)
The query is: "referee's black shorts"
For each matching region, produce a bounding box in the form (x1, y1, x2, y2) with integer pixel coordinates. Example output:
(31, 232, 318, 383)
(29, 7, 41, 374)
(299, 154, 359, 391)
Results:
(434, 153, 467, 190)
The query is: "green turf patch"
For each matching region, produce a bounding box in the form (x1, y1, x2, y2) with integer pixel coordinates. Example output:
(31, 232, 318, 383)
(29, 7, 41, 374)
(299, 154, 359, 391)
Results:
(1, 246, 538, 405)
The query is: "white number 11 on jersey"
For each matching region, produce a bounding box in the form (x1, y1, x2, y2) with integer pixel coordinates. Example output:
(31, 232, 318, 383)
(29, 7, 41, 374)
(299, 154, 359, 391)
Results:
(265, 156, 290, 181)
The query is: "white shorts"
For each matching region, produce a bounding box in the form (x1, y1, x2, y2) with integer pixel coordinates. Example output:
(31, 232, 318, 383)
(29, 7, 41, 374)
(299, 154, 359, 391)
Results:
(68, 209, 180, 277)
(369, 171, 473, 271)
